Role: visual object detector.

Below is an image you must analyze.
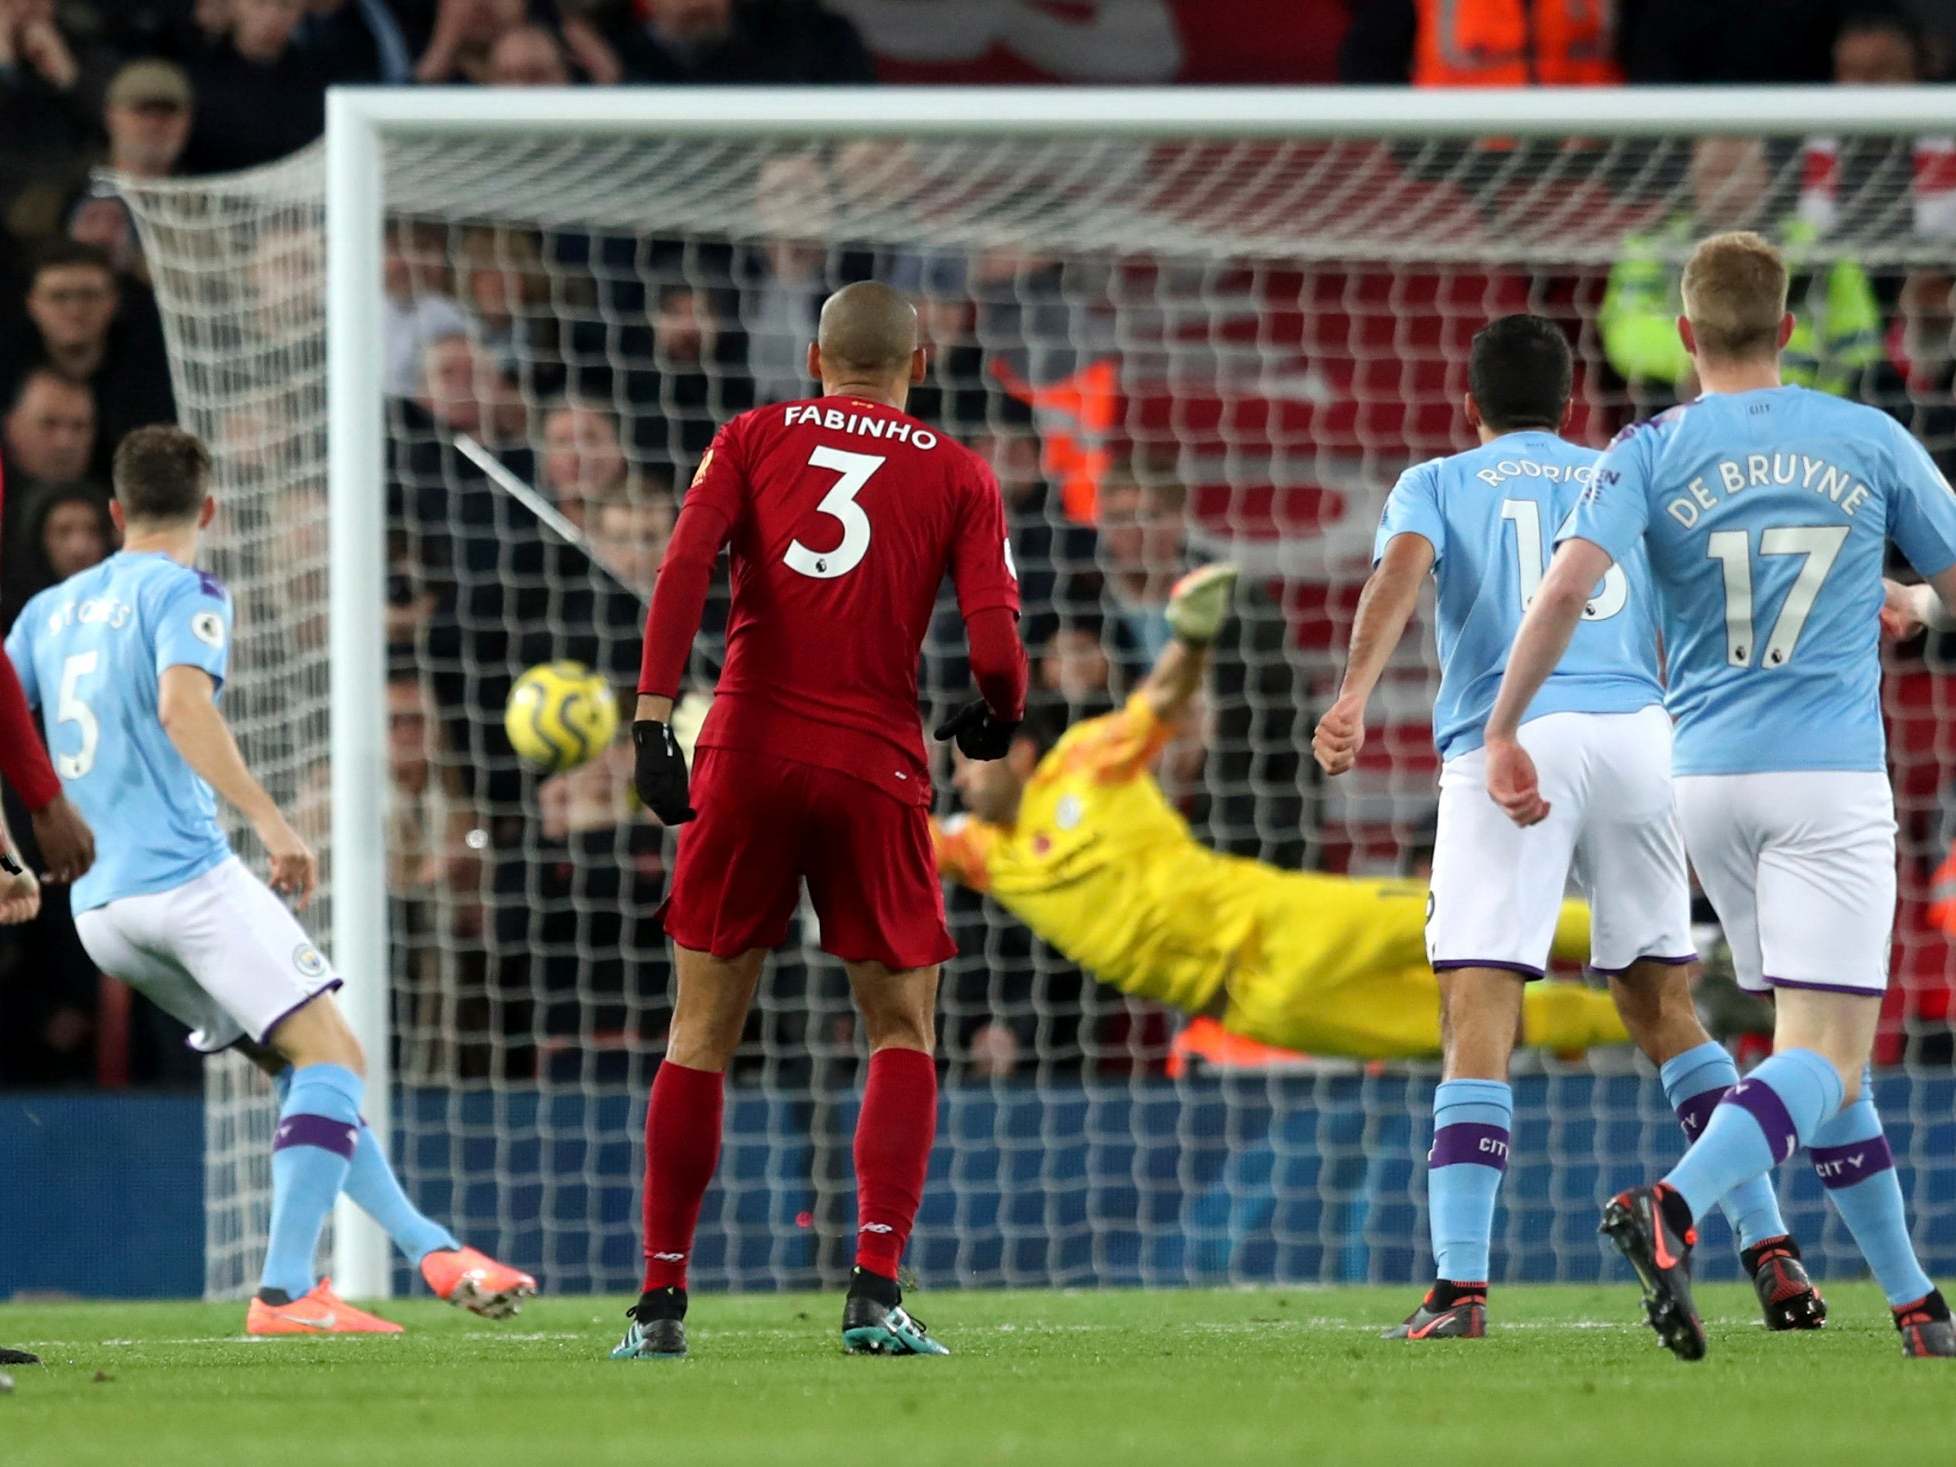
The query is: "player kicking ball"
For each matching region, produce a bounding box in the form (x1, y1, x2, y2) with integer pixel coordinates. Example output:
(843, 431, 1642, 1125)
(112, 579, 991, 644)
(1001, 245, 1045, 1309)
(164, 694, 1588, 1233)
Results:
(1488, 233, 1956, 1362)
(1318, 314, 1822, 1341)
(616, 282, 1027, 1360)
(5, 426, 535, 1336)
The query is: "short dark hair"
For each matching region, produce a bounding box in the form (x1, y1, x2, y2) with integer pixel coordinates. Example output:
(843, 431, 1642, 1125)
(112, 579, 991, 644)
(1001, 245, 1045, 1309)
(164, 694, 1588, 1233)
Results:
(1840, 2, 1928, 62)
(32, 238, 116, 284)
(113, 425, 211, 523)
(1468, 314, 1572, 433)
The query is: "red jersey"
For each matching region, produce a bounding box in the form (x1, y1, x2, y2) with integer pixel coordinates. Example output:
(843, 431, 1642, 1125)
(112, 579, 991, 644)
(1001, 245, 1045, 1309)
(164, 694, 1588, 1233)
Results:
(641, 395, 1020, 807)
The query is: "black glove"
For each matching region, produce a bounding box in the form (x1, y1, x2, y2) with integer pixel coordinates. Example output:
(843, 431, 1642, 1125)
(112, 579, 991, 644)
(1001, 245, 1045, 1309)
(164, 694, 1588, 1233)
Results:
(632, 720, 696, 824)
(932, 699, 1020, 761)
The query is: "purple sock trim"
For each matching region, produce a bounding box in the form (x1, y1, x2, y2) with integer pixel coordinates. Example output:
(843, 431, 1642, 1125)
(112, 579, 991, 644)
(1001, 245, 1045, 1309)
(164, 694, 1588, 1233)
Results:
(1429, 1122, 1511, 1170)
(1675, 1086, 1726, 1141)
(1431, 959, 1544, 980)
(1812, 1134, 1896, 1188)
(274, 1112, 359, 1159)
(1763, 975, 1883, 997)
(1588, 953, 1699, 976)
(1724, 1077, 1802, 1165)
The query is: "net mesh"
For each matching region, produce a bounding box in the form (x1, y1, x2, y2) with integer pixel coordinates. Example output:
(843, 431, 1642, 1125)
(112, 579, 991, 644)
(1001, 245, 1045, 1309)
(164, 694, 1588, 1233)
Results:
(115, 120, 1956, 1301)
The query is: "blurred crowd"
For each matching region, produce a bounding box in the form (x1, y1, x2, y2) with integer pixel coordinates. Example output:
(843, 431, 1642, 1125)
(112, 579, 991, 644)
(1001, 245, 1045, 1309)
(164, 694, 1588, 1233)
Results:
(7, 0, 1956, 1089)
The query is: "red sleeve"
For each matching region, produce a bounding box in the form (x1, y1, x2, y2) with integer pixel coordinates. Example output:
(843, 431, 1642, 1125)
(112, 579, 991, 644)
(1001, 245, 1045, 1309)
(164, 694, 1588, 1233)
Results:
(950, 457, 1021, 620)
(0, 652, 60, 811)
(965, 606, 1027, 722)
(0, 459, 60, 811)
(637, 428, 743, 698)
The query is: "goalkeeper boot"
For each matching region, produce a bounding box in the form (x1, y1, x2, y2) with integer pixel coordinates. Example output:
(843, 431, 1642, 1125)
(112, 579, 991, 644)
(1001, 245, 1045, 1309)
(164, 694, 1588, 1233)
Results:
(1893, 1289, 1956, 1359)
(1382, 1280, 1486, 1340)
(1602, 1183, 1706, 1362)
(841, 1268, 950, 1357)
(0, 1348, 38, 1365)
(1164, 563, 1239, 645)
(421, 1245, 538, 1320)
(612, 1286, 687, 1360)
(246, 1278, 404, 1336)
(1741, 1234, 1826, 1331)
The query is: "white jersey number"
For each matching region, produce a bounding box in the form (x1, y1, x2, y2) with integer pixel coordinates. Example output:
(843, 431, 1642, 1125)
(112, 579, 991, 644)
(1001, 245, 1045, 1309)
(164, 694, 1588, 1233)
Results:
(55, 650, 101, 780)
(785, 446, 883, 579)
(1706, 524, 1850, 668)
(1501, 499, 1628, 621)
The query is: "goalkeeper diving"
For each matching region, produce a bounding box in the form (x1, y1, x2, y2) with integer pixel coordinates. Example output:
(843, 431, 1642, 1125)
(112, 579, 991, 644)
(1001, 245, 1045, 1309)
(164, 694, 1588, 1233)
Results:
(934, 564, 1629, 1059)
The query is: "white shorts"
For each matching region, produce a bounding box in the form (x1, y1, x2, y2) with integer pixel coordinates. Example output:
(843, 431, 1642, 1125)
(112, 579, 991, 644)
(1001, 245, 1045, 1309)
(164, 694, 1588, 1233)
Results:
(1429, 706, 1694, 977)
(73, 856, 342, 1053)
(1675, 771, 1896, 996)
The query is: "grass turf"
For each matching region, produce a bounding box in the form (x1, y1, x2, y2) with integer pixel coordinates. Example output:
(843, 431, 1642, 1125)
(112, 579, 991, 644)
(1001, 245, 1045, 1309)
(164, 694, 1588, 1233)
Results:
(0, 1284, 1940, 1466)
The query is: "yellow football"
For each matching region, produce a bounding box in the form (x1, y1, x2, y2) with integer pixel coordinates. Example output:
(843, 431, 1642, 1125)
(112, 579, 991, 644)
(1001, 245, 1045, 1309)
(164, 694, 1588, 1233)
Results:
(503, 661, 620, 774)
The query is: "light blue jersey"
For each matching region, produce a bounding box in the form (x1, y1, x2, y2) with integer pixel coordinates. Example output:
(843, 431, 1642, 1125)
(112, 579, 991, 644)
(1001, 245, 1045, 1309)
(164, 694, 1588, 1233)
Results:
(1567, 388, 1956, 776)
(1375, 430, 1663, 759)
(6, 550, 235, 912)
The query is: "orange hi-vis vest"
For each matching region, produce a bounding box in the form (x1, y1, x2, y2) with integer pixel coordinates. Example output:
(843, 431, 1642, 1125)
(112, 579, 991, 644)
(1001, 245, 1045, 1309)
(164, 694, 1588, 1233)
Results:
(1413, 0, 1621, 87)
(1929, 840, 1956, 936)
(991, 356, 1121, 524)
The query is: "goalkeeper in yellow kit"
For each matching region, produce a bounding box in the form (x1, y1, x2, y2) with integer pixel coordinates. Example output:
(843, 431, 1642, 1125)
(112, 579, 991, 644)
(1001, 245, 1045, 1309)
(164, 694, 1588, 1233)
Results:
(933, 566, 1629, 1059)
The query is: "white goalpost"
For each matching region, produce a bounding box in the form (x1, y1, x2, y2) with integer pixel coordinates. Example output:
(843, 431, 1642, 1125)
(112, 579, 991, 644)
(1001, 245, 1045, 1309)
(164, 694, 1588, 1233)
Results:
(117, 86, 1956, 1302)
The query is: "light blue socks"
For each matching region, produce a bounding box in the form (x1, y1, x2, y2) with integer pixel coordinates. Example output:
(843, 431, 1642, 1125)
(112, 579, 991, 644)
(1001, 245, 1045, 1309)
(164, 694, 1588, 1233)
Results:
(261, 1062, 364, 1299)
(1427, 1079, 1513, 1282)
(1809, 1068, 1934, 1307)
(1659, 1041, 1790, 1249)
(1664, 1048, 1842, 1226)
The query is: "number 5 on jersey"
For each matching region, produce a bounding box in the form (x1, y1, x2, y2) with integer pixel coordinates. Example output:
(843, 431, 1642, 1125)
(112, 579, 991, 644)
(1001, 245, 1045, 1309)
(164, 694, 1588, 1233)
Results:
(786, 446, 883, 579)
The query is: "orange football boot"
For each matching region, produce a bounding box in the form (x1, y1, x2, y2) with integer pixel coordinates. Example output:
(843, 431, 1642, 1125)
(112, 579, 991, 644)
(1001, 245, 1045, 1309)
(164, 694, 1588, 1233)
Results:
(420, 1246, 538, 1319)
(246, 1278, 404, 1336)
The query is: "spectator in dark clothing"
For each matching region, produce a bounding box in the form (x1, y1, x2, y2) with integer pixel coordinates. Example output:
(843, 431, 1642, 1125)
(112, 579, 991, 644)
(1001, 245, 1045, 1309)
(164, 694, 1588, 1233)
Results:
(487, 21, 573, 83)
(0, 480, 114, 630)
(1, 369, 100, 586)
(602, 0, 877, 84)
(0, 0, 108, 247)
(1621, 0, 1843, 82)
(64, 60, 195, 287)
(293, 0, 416, 83)
(592, 282, 753, 474)
(2, 242, 175, 481)
(180, 0, 339, 173)
(405, 0, 560, 83)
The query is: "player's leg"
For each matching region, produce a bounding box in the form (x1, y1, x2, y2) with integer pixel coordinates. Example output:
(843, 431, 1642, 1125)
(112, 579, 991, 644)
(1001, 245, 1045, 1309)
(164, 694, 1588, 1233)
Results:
(613, 942, 765, 1360)
(244, 1043, 535, 1319)
(618, 749, 798, 1359)
(1580, 710, 1820, 1329)
(839, 960, 950, 1356)
(1392, 727, 1580, 1340)
(807, 769, 956, 1356)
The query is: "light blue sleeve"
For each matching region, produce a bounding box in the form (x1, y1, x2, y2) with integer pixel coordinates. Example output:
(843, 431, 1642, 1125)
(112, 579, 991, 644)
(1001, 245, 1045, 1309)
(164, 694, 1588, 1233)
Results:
(1882, 417, 1956, 579)
(1373, 462, 1445, 567)
(4, 612, 38, 711)
(152, 574, 232, 690)
(1563, 425, 1652, 564)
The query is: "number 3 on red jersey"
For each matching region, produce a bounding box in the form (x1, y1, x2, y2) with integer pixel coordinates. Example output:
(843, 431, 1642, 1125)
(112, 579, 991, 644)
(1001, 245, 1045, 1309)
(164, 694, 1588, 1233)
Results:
(785, 446, 882, 579)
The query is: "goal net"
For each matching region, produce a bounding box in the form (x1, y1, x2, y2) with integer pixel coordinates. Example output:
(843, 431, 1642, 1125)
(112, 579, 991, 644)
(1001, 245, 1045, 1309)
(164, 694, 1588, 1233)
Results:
(117, 91, 1956, 1300)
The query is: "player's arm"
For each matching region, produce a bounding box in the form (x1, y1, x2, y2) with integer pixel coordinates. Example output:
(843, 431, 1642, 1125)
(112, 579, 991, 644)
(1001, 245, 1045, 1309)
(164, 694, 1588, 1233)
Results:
(935, 459, 1029, 761)
(0, 801, 41, 926)
(1315, 534, 1433, 776)
(634, 434, 742, 822)
(1317, 464, 1443, 776)
(1, 625, 94, 884)
(1140, 562, 1239, 726)
(157, 665, 316, 907)
(1483, 537, 1616, 824)
(1880, 419, 1956, 637)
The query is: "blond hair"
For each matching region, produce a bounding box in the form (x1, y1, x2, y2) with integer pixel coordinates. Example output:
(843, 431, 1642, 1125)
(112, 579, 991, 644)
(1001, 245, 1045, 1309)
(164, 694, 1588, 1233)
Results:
(1680, 231, 1789, 362)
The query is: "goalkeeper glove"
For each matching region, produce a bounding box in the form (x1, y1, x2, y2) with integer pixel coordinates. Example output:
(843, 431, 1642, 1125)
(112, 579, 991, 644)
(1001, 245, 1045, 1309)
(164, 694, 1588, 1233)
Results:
(933, 699, 1020, 761)
(1164, 563, 1239, 646)
(632, 719, 696, 825)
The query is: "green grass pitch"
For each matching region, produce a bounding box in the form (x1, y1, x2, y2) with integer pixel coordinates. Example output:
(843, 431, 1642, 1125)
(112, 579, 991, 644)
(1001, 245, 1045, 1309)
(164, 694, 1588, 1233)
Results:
(0, 1283, 1941, 1466)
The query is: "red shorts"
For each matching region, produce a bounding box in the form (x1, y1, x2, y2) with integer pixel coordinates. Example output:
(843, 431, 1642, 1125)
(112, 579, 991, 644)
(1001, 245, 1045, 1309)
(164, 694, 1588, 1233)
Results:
(659, 746, 955, 971)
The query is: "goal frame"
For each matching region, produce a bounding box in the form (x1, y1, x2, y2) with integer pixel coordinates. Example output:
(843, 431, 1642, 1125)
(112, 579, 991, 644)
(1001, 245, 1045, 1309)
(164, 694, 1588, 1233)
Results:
(322, 82, 1956, 1296)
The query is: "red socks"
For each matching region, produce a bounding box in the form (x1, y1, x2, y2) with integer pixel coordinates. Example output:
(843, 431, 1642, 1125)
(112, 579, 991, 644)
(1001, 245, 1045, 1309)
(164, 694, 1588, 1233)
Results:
(854, 1047, 938, 1279)
(640, 1060, 725, 1292)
